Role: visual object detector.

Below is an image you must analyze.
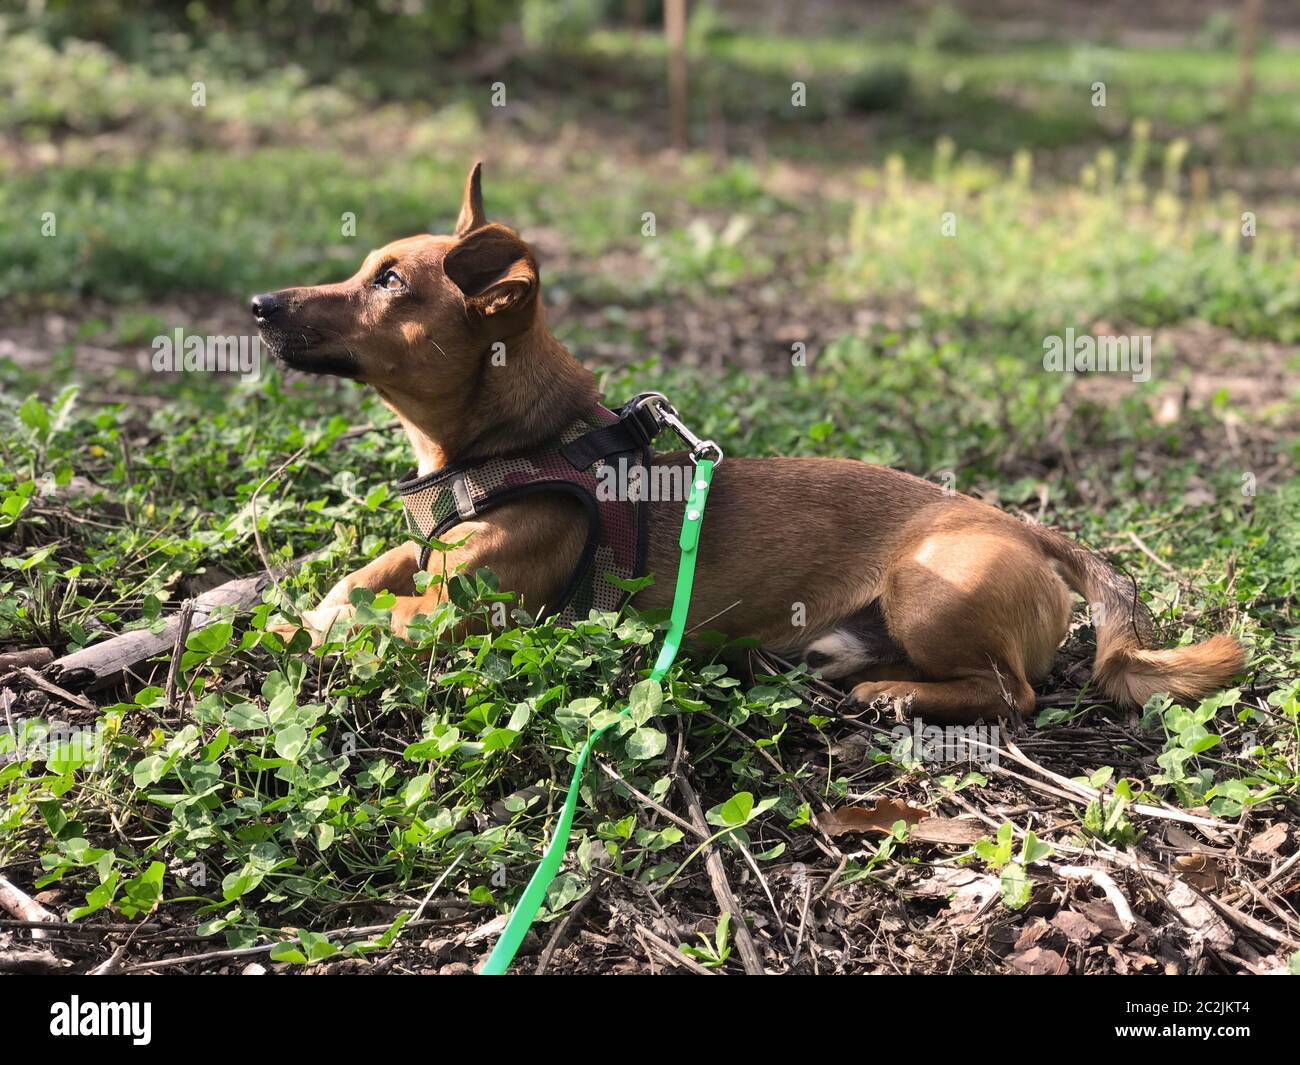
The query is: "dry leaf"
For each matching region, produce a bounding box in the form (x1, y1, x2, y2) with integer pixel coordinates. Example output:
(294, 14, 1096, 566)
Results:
(1248, 822, 1290, 856)
(911, 866, 999, 927)
(1162, 824, 1205, 851)
(464, 913, 508, 946)
(818, 798, 929, 837)
(1007, 945, 1066, 975)
(1051, 909, 1101, 945)
(1174, 853, 1226, 893)
(1077, 898, 1141, 941)
(1013, 917, 1053, 951)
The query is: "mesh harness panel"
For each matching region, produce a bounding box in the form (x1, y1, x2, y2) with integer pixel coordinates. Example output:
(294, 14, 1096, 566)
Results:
(395, 403, 652, 625)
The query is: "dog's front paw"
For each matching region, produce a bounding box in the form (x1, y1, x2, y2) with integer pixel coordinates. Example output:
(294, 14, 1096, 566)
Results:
(266, 620, 303, 642)
(268, 606, 353, 650)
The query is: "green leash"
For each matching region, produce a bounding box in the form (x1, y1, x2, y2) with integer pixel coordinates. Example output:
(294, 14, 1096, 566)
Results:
(480, 456, 716, 974)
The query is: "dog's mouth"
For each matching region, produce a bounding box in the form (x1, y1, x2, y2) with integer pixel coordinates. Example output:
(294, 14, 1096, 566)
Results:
(257, 325, 362, 379)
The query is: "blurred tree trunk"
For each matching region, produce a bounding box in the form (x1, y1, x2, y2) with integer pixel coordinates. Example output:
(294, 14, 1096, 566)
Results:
(1235, 0, 1264, 119)
(665, 0, 688, 149)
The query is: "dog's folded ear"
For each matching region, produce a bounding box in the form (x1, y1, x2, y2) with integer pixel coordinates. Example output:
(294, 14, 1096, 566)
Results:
(444, 223, 538, 319)
(454, 161, 487, 237)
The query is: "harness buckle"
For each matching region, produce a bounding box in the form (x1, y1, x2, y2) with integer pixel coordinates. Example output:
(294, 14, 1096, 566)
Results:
(622, 392, 724, 466)
(618, 392, 666, 449)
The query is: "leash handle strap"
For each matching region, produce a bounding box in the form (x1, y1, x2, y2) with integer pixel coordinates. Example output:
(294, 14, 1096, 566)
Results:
(480, 458, 716, 974)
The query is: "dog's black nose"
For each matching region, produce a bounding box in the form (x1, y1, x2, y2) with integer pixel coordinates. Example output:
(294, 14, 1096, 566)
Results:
(251, 293, 283, 320)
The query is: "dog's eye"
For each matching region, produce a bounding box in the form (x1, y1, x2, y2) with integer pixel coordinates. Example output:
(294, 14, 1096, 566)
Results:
(375, 269, 405, 291)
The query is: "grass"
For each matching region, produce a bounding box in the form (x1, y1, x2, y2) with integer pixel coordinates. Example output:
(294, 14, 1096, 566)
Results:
(1, 12, 1298, 973)
(583, 28, 1300, 166)
(842, 137, 1300, 342)
(3, 336, 1296, 965)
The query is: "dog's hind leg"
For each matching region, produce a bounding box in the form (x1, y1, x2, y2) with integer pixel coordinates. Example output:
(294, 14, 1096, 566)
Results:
(847, 671, 1035, 724)
(845, 516, 1072, 724)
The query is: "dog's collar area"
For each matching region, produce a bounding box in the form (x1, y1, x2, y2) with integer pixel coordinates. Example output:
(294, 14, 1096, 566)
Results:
(397, 395, 717, 624)
(395, 393, 713, 624)
(392, 393, 718, 496)
(623, 392, 724, 465)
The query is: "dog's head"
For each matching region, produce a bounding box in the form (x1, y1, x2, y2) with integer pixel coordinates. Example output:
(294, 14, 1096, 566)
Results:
(251, 162, 539, 392)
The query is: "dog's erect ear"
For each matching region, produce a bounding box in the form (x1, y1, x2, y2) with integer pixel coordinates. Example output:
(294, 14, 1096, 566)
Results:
(444, 223, 537, 319)
(454, 161, 487, 237)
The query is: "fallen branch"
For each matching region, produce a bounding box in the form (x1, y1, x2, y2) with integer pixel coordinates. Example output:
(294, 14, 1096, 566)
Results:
(597, 759, 705, 841)
(0, 874, 58, 940)
(13, 666, 97, 713)
(1001, 740, 1237, 833)
(46, 550, 327, 692)
(635, 924, 718, 976)
(0, 648, 54, 672)
(672, 732, 765, 975)
(1126, 531, 1178, 575)
(163, 599, 197, 713)
(0, 947, 70, 973)
(1057, 865, 1137, 932)
(89, 945, 128, 975)
(536, 873, 606, 975)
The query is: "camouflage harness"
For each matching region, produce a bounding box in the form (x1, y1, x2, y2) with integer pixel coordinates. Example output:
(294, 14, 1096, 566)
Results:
(396, 394, 704, 625)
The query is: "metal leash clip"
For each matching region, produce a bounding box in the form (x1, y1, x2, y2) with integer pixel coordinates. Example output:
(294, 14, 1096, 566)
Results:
(624, 391, 724, 466)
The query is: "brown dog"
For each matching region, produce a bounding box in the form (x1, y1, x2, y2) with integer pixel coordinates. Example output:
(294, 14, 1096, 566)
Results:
(252, 163, 1244, 723)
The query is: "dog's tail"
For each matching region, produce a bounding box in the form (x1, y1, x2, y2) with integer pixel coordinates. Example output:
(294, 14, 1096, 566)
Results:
(1029, 523, 1244, 708)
